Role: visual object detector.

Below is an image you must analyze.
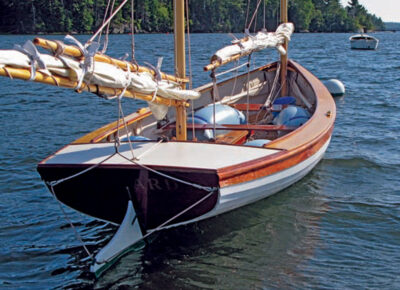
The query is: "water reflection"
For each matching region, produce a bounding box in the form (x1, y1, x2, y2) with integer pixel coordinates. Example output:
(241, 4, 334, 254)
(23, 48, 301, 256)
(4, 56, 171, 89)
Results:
(63, 168, 333, 289)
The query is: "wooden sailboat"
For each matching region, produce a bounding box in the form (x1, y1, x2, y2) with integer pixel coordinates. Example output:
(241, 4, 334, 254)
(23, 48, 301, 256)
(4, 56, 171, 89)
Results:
(349, 33, 379, 50)
(0, 0, 335, 277)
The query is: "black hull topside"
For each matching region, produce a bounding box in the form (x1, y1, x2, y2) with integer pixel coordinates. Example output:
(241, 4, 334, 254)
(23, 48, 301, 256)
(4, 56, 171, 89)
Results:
(37, 164, 219, 230)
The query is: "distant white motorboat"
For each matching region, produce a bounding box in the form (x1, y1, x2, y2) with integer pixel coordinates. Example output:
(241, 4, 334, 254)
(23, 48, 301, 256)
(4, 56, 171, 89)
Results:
(349, 34, 379, 50)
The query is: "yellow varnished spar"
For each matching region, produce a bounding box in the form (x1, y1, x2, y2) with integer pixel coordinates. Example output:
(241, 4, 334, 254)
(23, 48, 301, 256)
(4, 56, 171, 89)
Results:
(0, 66, 188, 108)
(204, 53, 244, 72)
(174, 0, 187, 141)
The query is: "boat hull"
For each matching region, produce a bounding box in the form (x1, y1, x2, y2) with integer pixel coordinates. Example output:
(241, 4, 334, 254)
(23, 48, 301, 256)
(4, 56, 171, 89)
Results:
(37, 60, 336, 233)
(158, 133, 332, 230)
(37, 165, 219, 228)
(350, 39, 379, 50)
(38, 131, 331, 231)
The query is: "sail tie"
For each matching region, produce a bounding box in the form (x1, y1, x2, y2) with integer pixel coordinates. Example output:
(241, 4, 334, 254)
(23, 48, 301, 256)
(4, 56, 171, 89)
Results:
(52, 40, 66, 58)
(14, 40, 51, 81)
(64, 35, 100, 90)
(106, 60, 132, 101)
(145, 57, 164, 101)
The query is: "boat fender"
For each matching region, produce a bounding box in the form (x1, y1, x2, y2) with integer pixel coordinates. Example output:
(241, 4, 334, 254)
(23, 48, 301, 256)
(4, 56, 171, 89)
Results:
(187, 116, 214, 141)
(244, 139, 271, 147)
(272, 96, 296, 117)
(188, 104, 246, 140)
(323, 79, 345, 97)
(194, 104, 246, 124)
(121, 135, 150, 142)
(273, 105, 310, 127)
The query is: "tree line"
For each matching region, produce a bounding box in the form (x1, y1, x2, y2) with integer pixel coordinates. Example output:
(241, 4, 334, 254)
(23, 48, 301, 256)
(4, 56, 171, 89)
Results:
(0, 0, 385, 34)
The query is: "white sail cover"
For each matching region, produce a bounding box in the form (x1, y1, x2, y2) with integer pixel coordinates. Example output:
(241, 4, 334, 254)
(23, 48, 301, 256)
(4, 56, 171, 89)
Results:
(211, 23, 295, 64)
(0, 43, 200, 120)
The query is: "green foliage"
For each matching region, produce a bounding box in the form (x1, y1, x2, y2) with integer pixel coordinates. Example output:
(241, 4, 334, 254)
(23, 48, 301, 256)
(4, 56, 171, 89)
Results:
(289, 0, 314, 32)
(0, 0, 386, 34)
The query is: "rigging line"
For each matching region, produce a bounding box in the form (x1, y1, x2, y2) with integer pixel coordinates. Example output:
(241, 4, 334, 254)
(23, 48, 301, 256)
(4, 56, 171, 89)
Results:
(264, 63, 281, 107)
(245, 54, 252, 124)
(97, 0, 112, 44)
(210, 70, 219, 142)
(111, 60, 135, 159)
(135, 139, 163, 160)
(185, 0, 193, 90)
(215, 61, 249, 78)
(118, 98, 136, 160)
(245, 0, 250, 31)
(46, 153, 118, 188)
(229, 60, 240, 97)
(144, 189, 217, 235)
(102, 0, 116, 53)
(117, 152, 216, 192)
(88, 0, 129, 44)
(185, 0, 195, 140)
(263, 0, 266, 30)
(115, 91, 122, 151)
(131, 0, 135, 61)
(49, 185, 94, 261)
(253, 5, 258, 32)
(97, 188, 217, 264)
(270, 78, 285, 107)
(247, 0, 263, 31)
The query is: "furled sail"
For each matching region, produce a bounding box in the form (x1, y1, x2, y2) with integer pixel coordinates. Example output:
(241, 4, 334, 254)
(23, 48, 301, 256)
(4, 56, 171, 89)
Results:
(0, 37, 200, 120)
(206, 23, 294, 70)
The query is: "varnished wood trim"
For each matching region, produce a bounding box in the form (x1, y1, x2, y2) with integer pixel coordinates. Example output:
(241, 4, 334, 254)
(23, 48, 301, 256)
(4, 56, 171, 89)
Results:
(72, 109, 152, 144)
(217, 60, 336, 187)
(265, 60, 336, 150)
(215, 130, 250, 145)
(218, 126, 333, 187)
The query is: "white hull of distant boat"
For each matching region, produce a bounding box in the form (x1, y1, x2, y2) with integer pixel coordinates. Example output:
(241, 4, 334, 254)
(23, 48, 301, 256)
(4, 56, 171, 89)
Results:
(350, 34, 379, 50)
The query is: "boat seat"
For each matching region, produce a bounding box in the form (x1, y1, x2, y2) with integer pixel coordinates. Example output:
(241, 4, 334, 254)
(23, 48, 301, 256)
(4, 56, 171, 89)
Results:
(215, 130, 250, 145)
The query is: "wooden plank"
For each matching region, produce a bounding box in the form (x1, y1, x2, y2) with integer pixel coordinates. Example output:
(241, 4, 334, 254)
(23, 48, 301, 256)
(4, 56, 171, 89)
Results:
(231, 103, 265, 111)
(215, 130, 250, 145)
(73, 108, 152, 144)
(165, 123, 296, 132)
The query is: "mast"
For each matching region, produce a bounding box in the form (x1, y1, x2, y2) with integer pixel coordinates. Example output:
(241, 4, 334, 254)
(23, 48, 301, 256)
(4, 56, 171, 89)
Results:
(280, 0, 288, 97)
(174, 0, 187, 141)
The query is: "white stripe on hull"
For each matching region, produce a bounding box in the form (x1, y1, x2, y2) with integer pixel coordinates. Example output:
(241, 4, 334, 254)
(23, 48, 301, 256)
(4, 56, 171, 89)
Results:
(154, 137, 331, 230)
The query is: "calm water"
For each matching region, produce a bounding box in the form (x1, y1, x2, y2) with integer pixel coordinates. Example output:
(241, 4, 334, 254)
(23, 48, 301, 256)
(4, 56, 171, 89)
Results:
(0, 32, 399, 289)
